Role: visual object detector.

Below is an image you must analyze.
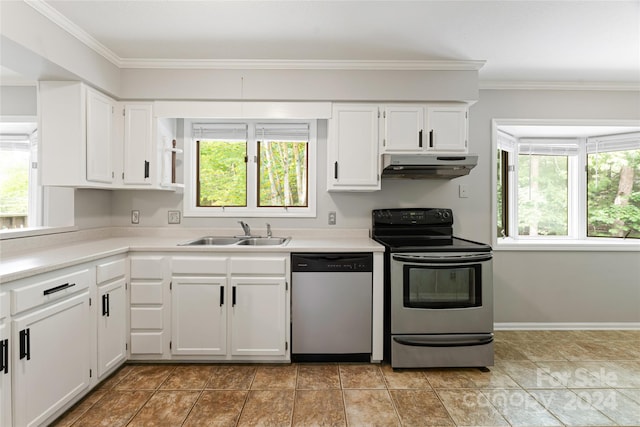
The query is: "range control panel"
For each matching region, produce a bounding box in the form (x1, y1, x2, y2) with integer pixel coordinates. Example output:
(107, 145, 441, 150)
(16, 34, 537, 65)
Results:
(373, 208, 453, 226)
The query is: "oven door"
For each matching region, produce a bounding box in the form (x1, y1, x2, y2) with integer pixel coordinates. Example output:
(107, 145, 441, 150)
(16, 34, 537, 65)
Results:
(390, 252, 493, 334)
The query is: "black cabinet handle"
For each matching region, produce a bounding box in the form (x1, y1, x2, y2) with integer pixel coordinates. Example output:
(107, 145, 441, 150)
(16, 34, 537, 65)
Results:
(334, 161, 338, 179)
(232, 286, 237, 306)
(419, 130, 423, 148)
(220, 287, 224, 307)
(43, 282, 75, 296)
(429, 130, 434, 148)
(19, 328, 30, 361)
(0, 338, 8, 374)
(144, 161, 150, 179)
(107, 293, 110, 317)
(102, 294, 108, 316)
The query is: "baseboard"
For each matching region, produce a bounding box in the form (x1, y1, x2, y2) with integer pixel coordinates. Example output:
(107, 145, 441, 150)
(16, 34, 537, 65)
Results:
(494, 322, 640, 330)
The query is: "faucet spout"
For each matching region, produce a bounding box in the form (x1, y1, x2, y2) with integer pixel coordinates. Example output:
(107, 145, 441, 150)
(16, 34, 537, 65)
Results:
(238, 221, 251, 236)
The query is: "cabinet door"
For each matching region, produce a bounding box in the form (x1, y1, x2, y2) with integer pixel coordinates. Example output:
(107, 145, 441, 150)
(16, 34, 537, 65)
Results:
(86, 88, 114, 183)
(123, 104, 153, 185)
(383, 105, 424, 152)
(426, 106, 468, 152)
(12, 292, 91, 427)
(97, 278, 127, 378)
(230, 277, 286, 356)
(0, 321, 10, 427)
(171, 277, 227, 355)
(328, 104, 380, 191)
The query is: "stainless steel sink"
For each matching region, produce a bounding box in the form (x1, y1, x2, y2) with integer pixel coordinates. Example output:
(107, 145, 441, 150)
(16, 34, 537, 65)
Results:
(236, 237, 290, 246)
(179, 236, 290, 246)
(179, 236, 242, 246)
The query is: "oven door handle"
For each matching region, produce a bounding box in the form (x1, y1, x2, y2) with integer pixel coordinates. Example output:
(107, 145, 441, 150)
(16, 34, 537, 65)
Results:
(392, 253, 492, 263)
(393, 334, 494, 348)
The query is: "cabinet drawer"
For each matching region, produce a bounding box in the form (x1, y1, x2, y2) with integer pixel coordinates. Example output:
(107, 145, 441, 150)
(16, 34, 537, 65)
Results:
(131, 331, 164, 354)
(229, 257, 286, 275)
(131, 307, 163, 329)
(130, 281, 163, 304)
(172, 256, 227, 275)
(11, 268, 91, 315)
(0, 291, 8, 321)
(96, 258, 126, 284)
(130, 256, 165, 279)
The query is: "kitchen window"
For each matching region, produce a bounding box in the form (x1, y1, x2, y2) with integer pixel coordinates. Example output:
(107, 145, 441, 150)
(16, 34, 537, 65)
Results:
(185, 120, 316, 217)
(493, 120, 640, 248)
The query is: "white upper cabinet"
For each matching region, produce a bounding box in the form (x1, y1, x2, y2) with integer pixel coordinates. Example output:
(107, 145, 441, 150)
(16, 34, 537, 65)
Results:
(382, 105, 425, 152)
(327, 104, 380, 191)
(86, 88, 115, 183)
(425, 105, 468, 152)
(123, 103, 154, 185)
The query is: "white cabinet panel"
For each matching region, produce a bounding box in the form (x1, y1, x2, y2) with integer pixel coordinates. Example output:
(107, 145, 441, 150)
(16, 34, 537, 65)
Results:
(327, 104, 380, 191)
(0, 317, 10, 427)
(131, 332, 164, 355)
(172, 257, 227, 275)
(86, 88, 115, 183)
(383, 105, 424, 152)
(426, 106, 468, 152)
(229, 257, 286, 275)
(130, 282, 163, 304)
(130, 256, 165, 279)
(97, 278, 127, 379)
(230, 277, 286, 356)
(123, 103, 153, 185)
(12, 291, 91, 427)
(171, 277, 227, 355)
(131, 307, 164, 329)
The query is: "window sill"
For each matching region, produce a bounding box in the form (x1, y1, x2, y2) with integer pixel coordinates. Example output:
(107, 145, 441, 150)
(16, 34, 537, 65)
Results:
(0, 226, 79, 240)
(495, 237, 640, 252)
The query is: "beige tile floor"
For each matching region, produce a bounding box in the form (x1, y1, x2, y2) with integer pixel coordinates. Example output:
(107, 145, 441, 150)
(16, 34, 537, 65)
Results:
(52, 330, 640, 426)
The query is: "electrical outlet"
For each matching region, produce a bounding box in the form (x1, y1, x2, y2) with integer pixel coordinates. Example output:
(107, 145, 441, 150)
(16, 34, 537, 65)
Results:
(168, 210, 181, 224)
(131, 210, 140, 224)
(459, 184, 469, 198)
(328, 211, 337, 225)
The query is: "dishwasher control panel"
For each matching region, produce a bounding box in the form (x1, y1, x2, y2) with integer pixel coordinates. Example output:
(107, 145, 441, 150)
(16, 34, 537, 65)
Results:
(291, 253, 373, 272)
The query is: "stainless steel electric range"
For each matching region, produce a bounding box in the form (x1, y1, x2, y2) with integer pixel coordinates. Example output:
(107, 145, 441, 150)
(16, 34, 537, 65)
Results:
(372, 208, 494, 369)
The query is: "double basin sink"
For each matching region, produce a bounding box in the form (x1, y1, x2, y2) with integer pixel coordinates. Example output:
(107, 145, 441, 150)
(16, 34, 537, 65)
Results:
(179, 236, 290, 247)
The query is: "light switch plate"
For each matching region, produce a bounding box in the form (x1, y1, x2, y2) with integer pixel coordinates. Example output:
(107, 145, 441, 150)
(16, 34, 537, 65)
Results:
(168, 210, 181, 224)
(131, 210, 140, 224)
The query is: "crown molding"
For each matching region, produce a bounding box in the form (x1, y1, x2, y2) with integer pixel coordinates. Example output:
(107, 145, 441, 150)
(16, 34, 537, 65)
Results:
(119, 58, 486, 71)
(480, 80, 640, 91)
(25, 0, 121, 67)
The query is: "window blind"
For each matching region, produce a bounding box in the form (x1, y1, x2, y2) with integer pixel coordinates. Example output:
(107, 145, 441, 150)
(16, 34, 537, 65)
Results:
(587, 132, 640, 153)
(518, 138, 580, 156)
(192, 123, 248, 141)
(255, 123, 310, 142)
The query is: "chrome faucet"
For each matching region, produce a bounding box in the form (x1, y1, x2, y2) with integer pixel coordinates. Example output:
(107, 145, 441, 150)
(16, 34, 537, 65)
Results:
(238, 221, 251, 236)
(266, 223, 272, 238)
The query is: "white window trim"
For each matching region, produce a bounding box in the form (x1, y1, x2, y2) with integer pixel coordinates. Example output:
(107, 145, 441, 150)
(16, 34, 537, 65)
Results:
(183, 119, 317, 218)
(491, 119, 640, 251)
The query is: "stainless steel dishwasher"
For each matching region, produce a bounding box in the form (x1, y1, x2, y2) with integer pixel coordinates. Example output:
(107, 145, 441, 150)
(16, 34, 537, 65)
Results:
(291, 253, 373, 362)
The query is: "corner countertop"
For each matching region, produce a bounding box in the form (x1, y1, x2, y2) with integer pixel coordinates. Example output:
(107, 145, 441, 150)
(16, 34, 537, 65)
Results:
(0, 231, 384, 284)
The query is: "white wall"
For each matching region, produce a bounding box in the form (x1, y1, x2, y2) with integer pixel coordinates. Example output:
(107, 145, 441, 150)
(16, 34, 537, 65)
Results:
(0, 86, 37, 116)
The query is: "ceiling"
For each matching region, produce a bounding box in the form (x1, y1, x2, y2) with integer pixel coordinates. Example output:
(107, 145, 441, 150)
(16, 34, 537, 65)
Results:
(18, 0, 640, 85)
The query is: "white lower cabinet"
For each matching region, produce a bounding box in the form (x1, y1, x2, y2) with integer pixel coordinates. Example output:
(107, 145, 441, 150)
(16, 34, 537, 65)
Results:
(171, 277, 227, 355)
(97, 278, 127, 378)
(12, 291, 91, 427)
(170, 254, 289, 361)
(230, 277, 287, 357)
(0, 291, 11, 427)
(130, 256, 169, 358)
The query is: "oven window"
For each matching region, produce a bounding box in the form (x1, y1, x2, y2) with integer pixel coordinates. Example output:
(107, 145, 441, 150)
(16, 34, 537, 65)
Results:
(403, 265, 482, 309)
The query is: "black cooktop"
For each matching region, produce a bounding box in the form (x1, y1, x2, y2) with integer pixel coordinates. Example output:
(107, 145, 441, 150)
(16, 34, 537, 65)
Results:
(372, 208, 491, 253)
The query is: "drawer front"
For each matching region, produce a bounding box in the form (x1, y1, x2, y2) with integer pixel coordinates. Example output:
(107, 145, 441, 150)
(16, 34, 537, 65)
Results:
(131, 307, 163, 329)
(96, 258, 126, 284)
(172, 256, 227, 275)
(229, 257, 287, 275)
(12, 268, 91, 315)
(130, 281, 163, 304)
(130, 256, 165, 279)
(0, 291, 8, 321)
(131, 331, 164, 354)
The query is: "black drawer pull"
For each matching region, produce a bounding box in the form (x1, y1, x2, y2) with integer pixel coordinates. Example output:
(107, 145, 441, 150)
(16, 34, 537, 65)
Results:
(418, 130, 423, 148)
(144, 160, 150, 178)
(43, 282, 76, 295)
(232, 286, 237, 306)
(102, 294, 109, 316)
(220, 286, 225, 307)
(19, 328, 30, 360)
(0, 338, 8, 374)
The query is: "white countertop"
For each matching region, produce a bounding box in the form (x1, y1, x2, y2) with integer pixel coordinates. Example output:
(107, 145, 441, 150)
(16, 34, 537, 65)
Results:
(0, 233, 384, 283)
